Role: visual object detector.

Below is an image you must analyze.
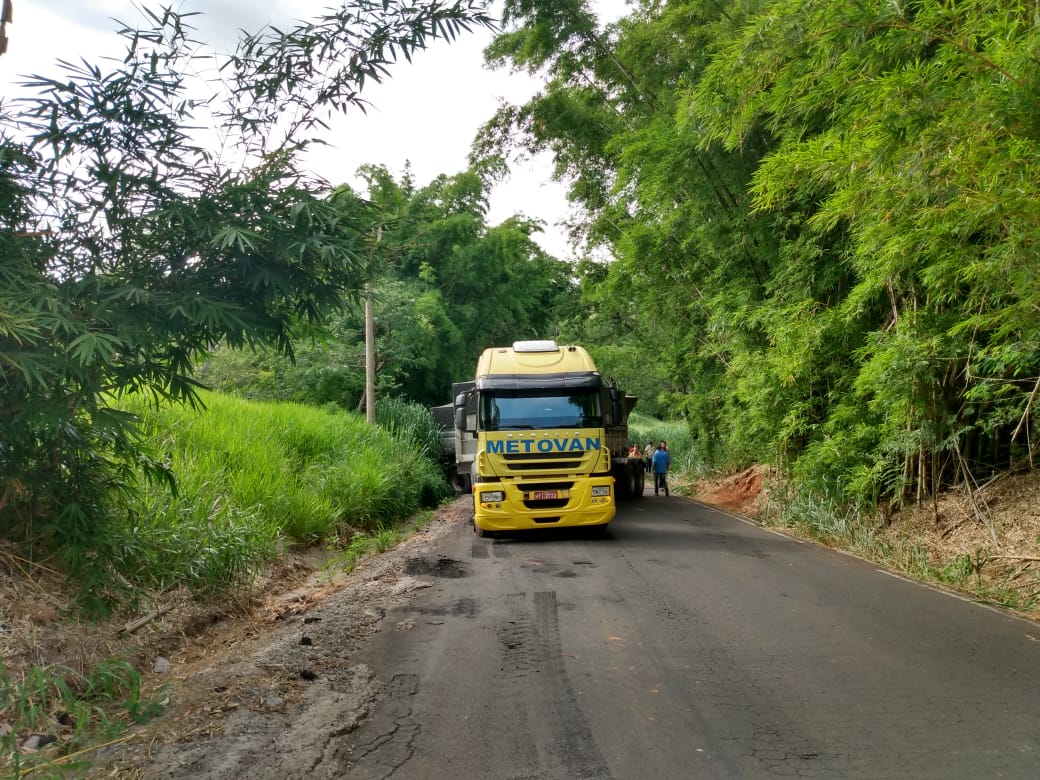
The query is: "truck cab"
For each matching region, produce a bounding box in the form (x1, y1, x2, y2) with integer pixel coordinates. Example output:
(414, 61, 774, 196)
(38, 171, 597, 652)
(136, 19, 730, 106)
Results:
(436, 340, 641, 536)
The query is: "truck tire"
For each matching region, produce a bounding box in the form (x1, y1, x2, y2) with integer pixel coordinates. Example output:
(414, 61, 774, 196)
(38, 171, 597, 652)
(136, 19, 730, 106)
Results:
(634, 467, 645, 499)
(613, 463, 630, 500)
(452, 471, 471, 493)
(628, 466, 639, 498)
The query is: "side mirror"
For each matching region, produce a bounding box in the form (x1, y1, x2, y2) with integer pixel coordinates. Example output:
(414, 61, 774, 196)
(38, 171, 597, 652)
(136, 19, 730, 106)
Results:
(454, 408, 467, 431)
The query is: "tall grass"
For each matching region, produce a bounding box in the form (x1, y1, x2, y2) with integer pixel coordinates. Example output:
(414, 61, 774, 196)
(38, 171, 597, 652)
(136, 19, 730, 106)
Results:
(377, 396, 444, 458)
(763, 486, 883, 550)
(113, 390, 450, 598)
(628, 412, 712, 476)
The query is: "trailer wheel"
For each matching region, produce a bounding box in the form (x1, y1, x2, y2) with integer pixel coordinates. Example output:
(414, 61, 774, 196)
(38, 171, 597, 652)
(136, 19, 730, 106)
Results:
(628, 467, 639, 498)
(634, 468, 645, 499)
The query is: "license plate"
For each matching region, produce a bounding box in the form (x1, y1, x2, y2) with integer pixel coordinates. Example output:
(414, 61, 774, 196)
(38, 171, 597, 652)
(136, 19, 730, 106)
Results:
(530, 490, 567, 500)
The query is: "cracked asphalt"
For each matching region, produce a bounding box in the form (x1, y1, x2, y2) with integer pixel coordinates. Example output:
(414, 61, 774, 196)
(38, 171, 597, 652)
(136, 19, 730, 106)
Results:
(97, 492, 1040, 778)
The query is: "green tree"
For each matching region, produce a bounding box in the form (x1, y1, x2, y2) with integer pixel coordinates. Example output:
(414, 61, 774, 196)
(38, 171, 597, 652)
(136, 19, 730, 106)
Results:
(0, 2, 493, 594)
(485, 0, 1040, 505)
(692, 0, 1040, 500)
(198, 160, 574, 409)
(481, 1, 778, 463)
(369, 163, 577, 401)
(198, 277, 464, 410)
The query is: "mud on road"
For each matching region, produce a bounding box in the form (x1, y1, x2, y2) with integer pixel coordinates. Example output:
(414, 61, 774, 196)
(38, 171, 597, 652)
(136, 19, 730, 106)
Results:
(88, 498, 472, 779)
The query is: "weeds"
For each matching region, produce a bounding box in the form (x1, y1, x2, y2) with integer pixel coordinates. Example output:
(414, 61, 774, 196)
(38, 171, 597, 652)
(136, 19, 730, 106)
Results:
(320, 506, 440, 580)
(321, 526, 401, 578)
(939, 551, 988, 586)
(0, 658, 164, 777)
(764, 487, 879, 550)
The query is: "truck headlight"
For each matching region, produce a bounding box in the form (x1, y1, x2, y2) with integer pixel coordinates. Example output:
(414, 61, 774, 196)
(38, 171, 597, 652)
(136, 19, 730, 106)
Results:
(480, 490, 505, 503)
(591, 486, 611, 497)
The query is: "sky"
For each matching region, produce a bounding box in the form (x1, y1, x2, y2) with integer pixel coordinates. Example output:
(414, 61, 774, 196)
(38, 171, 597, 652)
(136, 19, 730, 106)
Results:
(0, 1, 628, 260)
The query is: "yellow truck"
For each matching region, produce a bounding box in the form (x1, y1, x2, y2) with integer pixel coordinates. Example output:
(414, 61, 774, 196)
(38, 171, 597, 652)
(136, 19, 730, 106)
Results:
(433, 340, 644, 536)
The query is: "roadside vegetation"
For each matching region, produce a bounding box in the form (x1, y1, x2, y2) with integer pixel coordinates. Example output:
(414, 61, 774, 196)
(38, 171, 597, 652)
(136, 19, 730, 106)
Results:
(628, 413, 704, 475)
(491, 0, 1040, 512)
(117, 391, 450, 600)
(0, 659, 163, 779)
(1, 391, 449, 776)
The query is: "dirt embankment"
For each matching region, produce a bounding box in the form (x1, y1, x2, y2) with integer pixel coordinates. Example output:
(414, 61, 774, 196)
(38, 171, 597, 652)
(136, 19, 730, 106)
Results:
(689, 464, 773, 515)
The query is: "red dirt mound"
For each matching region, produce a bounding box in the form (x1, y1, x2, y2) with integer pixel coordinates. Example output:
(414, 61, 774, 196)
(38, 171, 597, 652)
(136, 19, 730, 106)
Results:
(692, 464, 771, 514)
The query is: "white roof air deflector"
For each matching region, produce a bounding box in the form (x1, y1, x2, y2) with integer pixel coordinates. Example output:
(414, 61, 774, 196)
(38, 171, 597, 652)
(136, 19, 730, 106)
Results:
(476, 371, 602, 391)
(512, 340, 559, 353)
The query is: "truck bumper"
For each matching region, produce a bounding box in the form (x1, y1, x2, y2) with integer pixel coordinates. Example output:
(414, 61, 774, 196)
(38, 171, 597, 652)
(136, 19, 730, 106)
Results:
(472, 477, 616, 532)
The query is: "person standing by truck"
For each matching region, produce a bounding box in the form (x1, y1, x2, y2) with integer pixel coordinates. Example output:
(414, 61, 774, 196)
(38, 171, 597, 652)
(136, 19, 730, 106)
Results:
(652, 441, 671, 496)
(643, 440, 655, 474)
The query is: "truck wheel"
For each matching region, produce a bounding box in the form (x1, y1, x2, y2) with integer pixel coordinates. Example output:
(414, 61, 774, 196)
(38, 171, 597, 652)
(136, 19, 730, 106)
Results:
(473, 519, 490, 538)
(635, 468, 645, 499)
(628, 468, 639, 498)
(614, 466, 629, 500)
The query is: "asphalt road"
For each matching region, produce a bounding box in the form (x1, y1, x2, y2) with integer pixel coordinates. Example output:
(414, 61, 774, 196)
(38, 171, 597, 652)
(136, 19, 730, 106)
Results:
(339, 491, 1040, 779)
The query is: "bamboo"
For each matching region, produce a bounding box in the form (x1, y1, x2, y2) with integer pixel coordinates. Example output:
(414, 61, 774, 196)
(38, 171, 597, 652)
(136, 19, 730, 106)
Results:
(952, 436, 999, 548)
(118, 604, 173, 636)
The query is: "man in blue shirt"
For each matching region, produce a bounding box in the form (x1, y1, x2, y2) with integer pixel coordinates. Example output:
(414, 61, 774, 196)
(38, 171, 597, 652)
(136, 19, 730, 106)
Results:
(651, 441, 671, 496)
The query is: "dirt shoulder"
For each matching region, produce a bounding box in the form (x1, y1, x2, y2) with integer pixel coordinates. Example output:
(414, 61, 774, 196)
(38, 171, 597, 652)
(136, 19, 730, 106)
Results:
(1, 499, 472, 776)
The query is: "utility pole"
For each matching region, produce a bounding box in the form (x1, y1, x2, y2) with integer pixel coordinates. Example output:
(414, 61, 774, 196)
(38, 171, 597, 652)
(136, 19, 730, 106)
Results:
(364, 224, 381, 425)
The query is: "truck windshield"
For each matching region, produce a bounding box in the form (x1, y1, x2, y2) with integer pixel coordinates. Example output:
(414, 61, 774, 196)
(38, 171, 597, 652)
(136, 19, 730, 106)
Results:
(480, 390, 602, 431)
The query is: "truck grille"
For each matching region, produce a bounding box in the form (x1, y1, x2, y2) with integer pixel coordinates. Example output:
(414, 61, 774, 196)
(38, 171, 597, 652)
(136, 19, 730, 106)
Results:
(502, 452, 584, 471)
